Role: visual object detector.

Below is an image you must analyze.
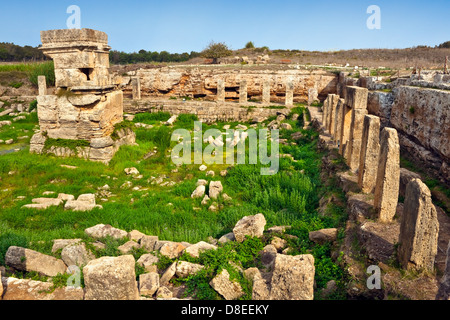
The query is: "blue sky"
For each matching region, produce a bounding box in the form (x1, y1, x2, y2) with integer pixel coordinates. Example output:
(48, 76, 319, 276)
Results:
(0, 0, 449, 53)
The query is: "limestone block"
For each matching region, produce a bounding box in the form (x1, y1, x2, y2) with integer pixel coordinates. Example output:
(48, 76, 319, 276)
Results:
(346, 86, 369, 110)
(398, 179, 439, 272)
(132, 77, 141, 100)
(262, 80, 271, 104)
(239, 80, 248, 104)
(285, 81, 294, 107)
(327, 94, 339, 135)
(217, 79, 225, 102)
(38, 76, 47, 96)
(210, 269, 244, 300)
(333, 98, 344, 144)
(61, 242, 95, 267)
(233, 213, 266, 242)
(84, 224, 127, 240)
(83, 255, 139, 300)
(5, 246, 67, 277)
(139, 272, 159, 297)
(1, 278, 84, 300)
(175, 261, 204, 278)
(68, 94, 101, 107)
(183, 241, 217, 258)
(137, 254, 159, 273)
(269, 254, 315, 300)
(339, 103, 353, 157)
(347, 107, 368, 171)
(374, 128, 400, 223)
(399, 168, 422, 198)
(358, 115, 381, 193)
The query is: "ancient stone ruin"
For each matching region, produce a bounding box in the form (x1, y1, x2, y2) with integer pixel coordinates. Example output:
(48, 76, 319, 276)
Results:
(30, 29, 135, 163)
(315, 72, 448, 296)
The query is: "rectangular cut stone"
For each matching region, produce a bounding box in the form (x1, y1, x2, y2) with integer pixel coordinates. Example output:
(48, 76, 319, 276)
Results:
(333, 98, 344, 146)
(308, 88, 318, 106)
(262, 81, 271, 104)
(285, 82, 294, 107)
(398, 179, 439, 272)
(217, 79, 225, 102)
(132, 77, 141, 100)
(239, 80, 248, 104)
(322, 96, 330, 129)
(327, 94, 339, 135)
(40, 29, 111, 88)
(347, 108, 368, 171)
(339, 101, 352, 157)
(38, 76, 47, 96)
(358, 115, 381, 193)
(374, 128, 400, 223)
(346, 86, 368, 110)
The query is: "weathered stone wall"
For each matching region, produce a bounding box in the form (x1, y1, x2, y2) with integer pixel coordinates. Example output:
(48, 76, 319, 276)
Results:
(390, 86, 450, 168)
(117, 66, 338, 103)
(37, 91, 123, 141)
(124, 99, 289, 124)
(343, 73, 450, 184)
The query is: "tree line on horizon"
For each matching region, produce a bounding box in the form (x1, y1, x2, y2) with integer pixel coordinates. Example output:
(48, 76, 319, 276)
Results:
(1, 41, 449, 64)
(109, 49, 202, 64)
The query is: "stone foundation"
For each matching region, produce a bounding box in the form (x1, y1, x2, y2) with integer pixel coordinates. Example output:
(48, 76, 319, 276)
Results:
(124, 98, 289, 124)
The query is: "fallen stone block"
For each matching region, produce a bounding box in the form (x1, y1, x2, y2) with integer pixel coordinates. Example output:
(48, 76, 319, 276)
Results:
(210, 269, 244, 300)
(83, 255, 139, 300)
(233, 213, 267, 242)
(5, 246, 67, 277)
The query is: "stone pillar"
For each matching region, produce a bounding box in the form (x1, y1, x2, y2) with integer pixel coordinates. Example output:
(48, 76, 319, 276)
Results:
(38, 76, 47, 96)
(339, 100, 352, 157)
(398, 179, 439, 272)
(322, 96, 330, 128)
(347, 108, 368, 170)
(333, 98, 345, 146)
(308, 88, 318, 106)
(262, 81, 271, 104)
(374, 127, 400, 223)
(358, 115, 381, 193)
(285, 81, 294, 107)
(132, 77, 141, 100)
(346, 86, 368, 170)
(437, 240, 450, 300)
(217, 79, 225, 102)
(327, 94, 339, 136)
(239, 80, 248, 104)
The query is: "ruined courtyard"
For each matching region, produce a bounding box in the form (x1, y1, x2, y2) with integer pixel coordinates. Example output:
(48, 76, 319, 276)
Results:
(0, 28, 449, 301)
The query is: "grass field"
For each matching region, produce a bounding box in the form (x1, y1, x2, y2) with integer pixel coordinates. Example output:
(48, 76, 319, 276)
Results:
(0, 105, 349, 299)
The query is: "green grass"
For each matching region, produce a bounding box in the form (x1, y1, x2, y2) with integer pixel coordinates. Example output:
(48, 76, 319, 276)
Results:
(0, 61, 55, 87)
(133, 111, 171, 124)
(0, 111, 348, 299)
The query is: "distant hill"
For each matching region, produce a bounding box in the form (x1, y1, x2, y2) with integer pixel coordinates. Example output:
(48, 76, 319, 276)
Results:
(0, 43, 47, 62)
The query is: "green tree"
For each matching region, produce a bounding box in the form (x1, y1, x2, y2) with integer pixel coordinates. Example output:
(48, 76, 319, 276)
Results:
(245, 41, 255, 49)
(201, 41, 232, 64)
(439, 41, 450, 48)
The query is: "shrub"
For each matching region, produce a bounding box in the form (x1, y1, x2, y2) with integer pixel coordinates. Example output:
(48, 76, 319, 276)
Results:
(201, 41, 232, 64)
(245, 41, 255, 49)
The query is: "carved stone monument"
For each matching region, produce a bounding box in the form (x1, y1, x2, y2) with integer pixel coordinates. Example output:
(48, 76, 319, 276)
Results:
(30, 28, 135, 163)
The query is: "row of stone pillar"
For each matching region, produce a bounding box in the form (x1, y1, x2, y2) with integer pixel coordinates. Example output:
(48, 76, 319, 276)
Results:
(131, 76, 305, 108)
(322, 87, 439, 273)
(217, 79, 294, 106)
(131, 76, 295, 106)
